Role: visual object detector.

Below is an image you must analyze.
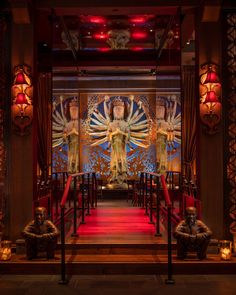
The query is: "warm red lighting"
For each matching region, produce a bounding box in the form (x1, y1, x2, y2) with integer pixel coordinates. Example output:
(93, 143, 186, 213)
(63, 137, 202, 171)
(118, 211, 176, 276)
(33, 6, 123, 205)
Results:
(93, 33, 108, 40)
(130, 16, 146, 23)
(14, 72, 28, 85)
(98, 47, 111, 52)
(204, 91, 219, 104)
(89, 16, 106, 24)
(15, 93, 28, 105)
(203, 70, 219, 84)
(131, 31, 147, 39)
(131, 47, 143, 51)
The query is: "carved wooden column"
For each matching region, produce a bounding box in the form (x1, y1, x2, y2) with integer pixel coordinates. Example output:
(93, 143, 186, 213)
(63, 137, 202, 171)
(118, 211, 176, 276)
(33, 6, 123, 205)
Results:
(196, 4, 224, 238)
(8, 1, 34, 240)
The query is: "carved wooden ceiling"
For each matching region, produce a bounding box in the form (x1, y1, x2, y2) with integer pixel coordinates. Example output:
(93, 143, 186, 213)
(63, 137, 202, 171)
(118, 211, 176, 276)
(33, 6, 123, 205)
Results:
(5, 0, 203, 76)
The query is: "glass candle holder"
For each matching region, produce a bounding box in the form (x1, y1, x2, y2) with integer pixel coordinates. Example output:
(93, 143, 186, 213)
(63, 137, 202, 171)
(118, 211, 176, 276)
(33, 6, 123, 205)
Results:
(0, 240, 12, 261)
(219, 240, 232, 261)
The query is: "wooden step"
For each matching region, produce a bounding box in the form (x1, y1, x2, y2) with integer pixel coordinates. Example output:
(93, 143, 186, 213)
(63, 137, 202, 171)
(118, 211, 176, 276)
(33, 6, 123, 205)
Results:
(1, 253, 236, 275)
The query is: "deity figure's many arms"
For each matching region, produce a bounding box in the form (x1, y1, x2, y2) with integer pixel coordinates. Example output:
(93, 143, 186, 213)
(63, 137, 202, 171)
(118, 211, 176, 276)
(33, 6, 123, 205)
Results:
(88, 95, 150, 188)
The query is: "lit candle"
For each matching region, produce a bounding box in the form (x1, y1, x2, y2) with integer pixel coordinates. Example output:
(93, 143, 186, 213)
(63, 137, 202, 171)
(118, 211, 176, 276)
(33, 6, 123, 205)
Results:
(219, 240, 232, 260)
(0, 240, 12, 261)
(220, 248, 231, 260)
(0, 248, 11, 261)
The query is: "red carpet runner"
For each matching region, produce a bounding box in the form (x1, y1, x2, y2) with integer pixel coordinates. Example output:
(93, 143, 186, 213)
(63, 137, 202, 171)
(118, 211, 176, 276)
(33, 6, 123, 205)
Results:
(77, 205, 157, 243)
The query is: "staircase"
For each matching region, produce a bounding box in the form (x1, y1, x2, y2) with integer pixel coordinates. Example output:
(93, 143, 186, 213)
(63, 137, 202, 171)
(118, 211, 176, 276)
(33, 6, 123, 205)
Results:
(1, 198, 236, 275)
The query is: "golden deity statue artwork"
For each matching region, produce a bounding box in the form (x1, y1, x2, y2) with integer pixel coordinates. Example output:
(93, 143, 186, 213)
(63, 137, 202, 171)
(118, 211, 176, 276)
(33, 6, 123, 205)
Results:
(156, 95, 181, 174)
(52, 96, 79, 174)
(88, 95, 150, 189)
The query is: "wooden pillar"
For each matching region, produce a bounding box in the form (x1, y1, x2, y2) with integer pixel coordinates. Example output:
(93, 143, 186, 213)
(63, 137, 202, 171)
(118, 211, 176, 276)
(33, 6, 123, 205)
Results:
(196, 5, 224, 238)
(8, 4, 34, 241)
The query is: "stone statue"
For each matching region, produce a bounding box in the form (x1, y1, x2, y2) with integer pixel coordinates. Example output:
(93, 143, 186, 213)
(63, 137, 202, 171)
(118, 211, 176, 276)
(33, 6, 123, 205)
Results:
(22, 207, 59, 260)
(107, 29, 130, 49)
(107, 97, 130, 187)
(52, 97, 79, 174)
(173, 206, 212, 260)
(63, 99, 79, 173)
(88, 95, 150, 189)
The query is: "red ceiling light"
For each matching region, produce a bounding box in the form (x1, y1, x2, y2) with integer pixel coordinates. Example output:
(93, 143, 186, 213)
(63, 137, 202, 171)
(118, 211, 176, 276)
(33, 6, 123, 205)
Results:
(89, 16, 106, 24)
(131, 31, 147, 39)
(130, 16, 146, 23)
(131, 47, 143, 51)
(93, 32, 108, 40)
(98, 47, 111, 52)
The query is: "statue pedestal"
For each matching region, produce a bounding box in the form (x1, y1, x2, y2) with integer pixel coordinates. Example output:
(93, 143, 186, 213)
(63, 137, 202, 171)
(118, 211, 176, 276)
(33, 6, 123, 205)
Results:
(106, 183, 128, 190)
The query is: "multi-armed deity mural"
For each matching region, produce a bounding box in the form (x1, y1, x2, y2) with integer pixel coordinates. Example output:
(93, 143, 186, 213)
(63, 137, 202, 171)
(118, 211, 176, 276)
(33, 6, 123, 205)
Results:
(88, 95, 150, 188)
(52, 96, 79, 174)
(52, 92, 181, 187)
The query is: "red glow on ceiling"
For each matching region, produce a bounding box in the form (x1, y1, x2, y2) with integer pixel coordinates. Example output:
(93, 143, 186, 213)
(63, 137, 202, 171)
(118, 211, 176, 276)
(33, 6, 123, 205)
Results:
(98, 47, 111, 52)
(89, 16, 106, 24)
(93, 33, 108, 40)
(131, 31, 147, 39)
(131, 47, 143, 51)
(130, 16, 146, 23)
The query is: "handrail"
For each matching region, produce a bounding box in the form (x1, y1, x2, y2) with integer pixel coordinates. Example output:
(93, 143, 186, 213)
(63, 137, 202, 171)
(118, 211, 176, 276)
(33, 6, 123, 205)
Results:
(60, 175, 72, 207)
(58, 171, 97, 284)
(140, 171, 175, 284)
(160, 174, 171, 206)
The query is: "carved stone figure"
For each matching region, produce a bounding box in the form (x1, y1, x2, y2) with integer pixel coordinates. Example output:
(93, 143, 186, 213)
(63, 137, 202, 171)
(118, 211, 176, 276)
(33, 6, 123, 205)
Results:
(107, 98, 129, 187)
(174, 206, 212, 259)
(63, 99, 79, 173)
(107, 29, 130, 49)
(22, 207, 59, 260)
(52, 97, 79, 173)
(88, 95, 150, 189)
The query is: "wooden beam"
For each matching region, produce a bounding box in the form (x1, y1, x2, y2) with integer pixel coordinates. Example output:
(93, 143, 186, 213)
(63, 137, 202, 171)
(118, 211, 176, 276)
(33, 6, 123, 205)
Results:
(181, 10, 195, 48)
(201, 6, 221, 22)
(10, 0, 31, 24)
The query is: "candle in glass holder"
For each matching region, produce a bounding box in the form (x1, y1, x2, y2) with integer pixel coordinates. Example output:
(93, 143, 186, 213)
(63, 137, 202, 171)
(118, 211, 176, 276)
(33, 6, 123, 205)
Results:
(219, 240, 232, 260)
(0, 240, 12, 261)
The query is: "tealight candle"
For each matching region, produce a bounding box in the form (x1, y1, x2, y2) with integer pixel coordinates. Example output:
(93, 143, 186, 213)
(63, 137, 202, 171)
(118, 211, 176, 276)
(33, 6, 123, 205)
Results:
(219, 240, 232, 261)
(0, 240, 12, 261)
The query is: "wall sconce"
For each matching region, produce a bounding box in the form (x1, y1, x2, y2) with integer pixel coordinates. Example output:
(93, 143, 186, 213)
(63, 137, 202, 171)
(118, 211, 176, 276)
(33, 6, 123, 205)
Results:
(199, 63, 222, 134)
(11, 65, 33, 135)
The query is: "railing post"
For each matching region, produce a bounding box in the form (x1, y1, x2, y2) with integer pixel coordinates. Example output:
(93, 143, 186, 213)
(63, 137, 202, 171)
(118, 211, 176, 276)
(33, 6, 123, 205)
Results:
(81, 174, 86, 224)
(58, 205, 68, 285)
(165, 204, 175, 285)
(139, 172, 144, 207)
(155, 176, 162, 236)
(149, 174, 154, 224)
(86, 173, 91, 216)
(93, 172, 97, 207)
(55, 173, 59, 218)
(144, 173, 148, 215)
(91, 173, 95, 208)
(71, 176, 78, 237)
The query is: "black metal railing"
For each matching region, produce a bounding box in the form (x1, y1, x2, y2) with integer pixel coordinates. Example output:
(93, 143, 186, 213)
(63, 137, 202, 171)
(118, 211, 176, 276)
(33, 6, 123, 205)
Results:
(139, 172, 175, 284)
(58, 172, 97, 284)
